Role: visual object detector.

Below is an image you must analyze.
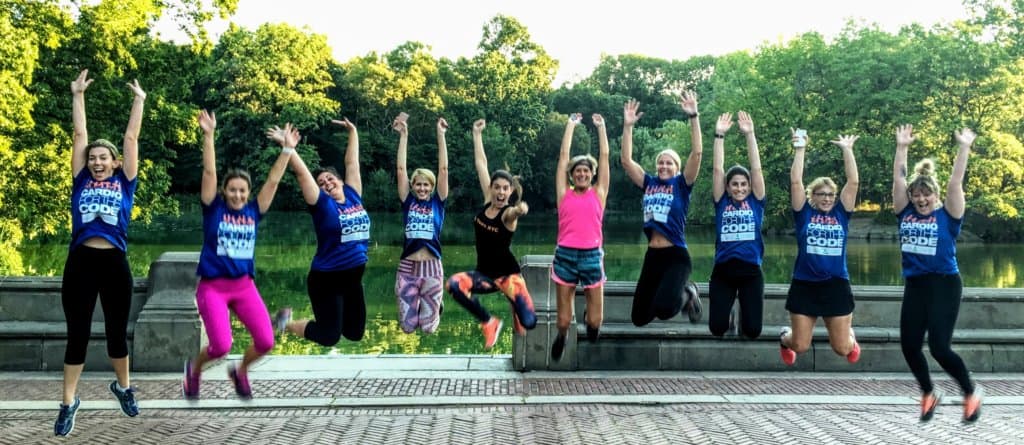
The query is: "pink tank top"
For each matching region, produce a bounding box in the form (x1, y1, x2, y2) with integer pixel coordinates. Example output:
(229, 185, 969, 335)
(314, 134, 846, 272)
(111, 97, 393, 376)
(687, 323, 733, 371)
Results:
(557, 187, 604, 249)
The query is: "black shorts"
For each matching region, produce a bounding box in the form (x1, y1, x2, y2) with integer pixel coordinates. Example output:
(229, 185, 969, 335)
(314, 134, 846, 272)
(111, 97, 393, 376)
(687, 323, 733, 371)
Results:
(785, 277, 855, 317)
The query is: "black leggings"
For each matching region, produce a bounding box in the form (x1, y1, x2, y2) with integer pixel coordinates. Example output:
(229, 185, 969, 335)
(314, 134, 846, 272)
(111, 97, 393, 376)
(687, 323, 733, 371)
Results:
(900, 273, 975, 395)
(708, 259, 764, 338)
(61, 245, 133, 365)
(632, 246, 691, 327)
(305, 266, 367, 346)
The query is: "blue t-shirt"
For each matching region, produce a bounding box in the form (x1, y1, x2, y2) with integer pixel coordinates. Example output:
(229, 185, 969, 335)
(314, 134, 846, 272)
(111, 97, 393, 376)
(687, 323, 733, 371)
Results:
(69, 169, 137, 252)
(898, 206, 961, 277)
(197, 196, 262, 279)
(400, 193, 445, 259)
(714, 193, 765, 266)
(792, 201, 851, 281)
(640, 173, 692, 248)
(309, 185, 370, 271)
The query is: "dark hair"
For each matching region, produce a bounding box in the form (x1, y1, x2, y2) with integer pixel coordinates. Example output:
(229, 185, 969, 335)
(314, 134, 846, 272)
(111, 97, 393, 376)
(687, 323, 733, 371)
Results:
(221, 168, 252, 192)
(725, 165, 751, 184)
(490, 169, 522, 205)
(312, 166, 342, 183)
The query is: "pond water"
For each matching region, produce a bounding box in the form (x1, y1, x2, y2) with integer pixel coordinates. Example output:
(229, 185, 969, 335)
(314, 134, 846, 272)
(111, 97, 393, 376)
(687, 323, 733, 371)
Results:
(16, 212, 1023, 355)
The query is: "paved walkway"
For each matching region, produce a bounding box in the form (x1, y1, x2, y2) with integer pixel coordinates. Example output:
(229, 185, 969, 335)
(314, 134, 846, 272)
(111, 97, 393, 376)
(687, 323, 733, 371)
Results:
(3, 355, 1024, 444)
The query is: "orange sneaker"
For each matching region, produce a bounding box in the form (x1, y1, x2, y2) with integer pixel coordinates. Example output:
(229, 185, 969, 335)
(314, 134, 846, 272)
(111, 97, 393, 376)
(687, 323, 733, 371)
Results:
(481, 317, 503, 350)
(846, 330, 861, 364)
(920, 390, 942, 422)
(780, 327, 796, 366)
(963, 385, 983, 423)
(511, 312, 526, 336)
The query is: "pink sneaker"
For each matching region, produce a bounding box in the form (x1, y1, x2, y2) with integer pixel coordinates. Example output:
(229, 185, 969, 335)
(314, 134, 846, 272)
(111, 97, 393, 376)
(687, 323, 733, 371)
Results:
(780, 327, 796, 366)
(481, 317, 503, 350)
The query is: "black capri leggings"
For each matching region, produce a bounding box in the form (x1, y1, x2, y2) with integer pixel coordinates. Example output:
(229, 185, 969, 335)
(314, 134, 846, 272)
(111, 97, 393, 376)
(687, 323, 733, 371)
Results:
(305, 266, 367, 346)
(900, 273, 975, 395)
(632, 246, 691, 327)
(61, 245, 133, 365)
(708, 259, 764, 338)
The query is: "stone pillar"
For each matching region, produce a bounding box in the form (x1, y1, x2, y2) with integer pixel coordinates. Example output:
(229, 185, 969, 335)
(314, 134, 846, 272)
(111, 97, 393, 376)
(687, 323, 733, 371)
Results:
(513, 255, 576, 371)
(132, 252, 202, 372)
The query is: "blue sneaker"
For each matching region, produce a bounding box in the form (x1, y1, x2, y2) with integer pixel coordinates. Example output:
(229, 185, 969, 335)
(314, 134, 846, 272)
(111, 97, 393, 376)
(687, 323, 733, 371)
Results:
(109, 380, 139, 417)
(54, 397, 80, 437)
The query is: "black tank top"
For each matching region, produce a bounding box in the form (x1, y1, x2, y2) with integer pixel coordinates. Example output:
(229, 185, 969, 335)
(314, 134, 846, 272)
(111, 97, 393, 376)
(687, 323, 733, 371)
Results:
(473, 204, 520, 279)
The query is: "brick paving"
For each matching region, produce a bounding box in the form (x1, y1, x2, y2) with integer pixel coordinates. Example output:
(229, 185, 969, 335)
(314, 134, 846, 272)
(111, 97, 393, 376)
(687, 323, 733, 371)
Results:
(4, 376, 1024, 401)
(4, 364, 1024, 444)
(2, 404, 1022, 444)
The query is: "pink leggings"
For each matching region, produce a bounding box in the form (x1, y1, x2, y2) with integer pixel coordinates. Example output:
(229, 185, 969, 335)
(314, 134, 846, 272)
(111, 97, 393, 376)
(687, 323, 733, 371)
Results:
(196, 276, 274, 358)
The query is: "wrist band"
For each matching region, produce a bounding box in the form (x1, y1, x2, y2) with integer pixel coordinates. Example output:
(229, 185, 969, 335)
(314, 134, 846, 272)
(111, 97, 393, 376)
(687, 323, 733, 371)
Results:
(281, 147, 296, 155)
(714, 133, 725, 139)
(685, 112, 698, 119)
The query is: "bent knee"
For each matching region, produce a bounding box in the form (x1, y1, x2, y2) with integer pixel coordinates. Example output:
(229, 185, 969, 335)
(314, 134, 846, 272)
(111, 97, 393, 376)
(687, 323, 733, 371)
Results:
(206, 341, 231, 359)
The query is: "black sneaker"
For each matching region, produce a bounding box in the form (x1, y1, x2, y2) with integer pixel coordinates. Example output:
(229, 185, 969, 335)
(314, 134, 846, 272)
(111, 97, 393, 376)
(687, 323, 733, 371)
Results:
(54, 397, 80, 437)
(551, 334, 566, 362)
(586, 324, 600, 343)
(684, 280, 702, 323)
(109, 381, 139, 417)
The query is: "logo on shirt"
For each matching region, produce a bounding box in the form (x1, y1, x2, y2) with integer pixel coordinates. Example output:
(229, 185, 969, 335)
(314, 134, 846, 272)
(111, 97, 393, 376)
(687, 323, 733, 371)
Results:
(900, 214, 938, 256)
(805, 213, 844, 256)
(338, 204, 370, 243)
(78, 179, 122, 225)
(642, 184, 673, 223)
(405, 201, 436, 240)
(721, 200, 755, 242)
(217, 213, 256, 260)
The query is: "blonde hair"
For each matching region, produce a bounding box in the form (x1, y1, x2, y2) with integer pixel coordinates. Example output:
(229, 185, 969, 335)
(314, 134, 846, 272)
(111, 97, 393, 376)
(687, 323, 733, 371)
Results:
(907, 158, 941, 203)
(567, 154, 598, 184)
(655, 149, 681, 170)
(805, 177, 837, 209)
(410, 168, 436, 188)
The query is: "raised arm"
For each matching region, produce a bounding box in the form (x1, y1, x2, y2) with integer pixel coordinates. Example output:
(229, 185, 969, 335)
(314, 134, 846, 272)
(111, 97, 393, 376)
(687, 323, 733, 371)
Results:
(832, 134, 860, 211)
(437, 117, 449, 200)
(472, 119, 491, 202)
(680, 90, 703, 185)
(333, 117, 361, 195)
(738, 111, 764, 200)
(620, 100, 646, 187)
(394, 114, 409, 202)
(272, 124, 317, 205)
(121, 79, 146, 180)
(257, 123, 298, 214)
(712, 113, 733, 202)
(556, 113, 581, 207)
(594, 113, 610, 206)
(945, 128, 975, 219)
(198, 110, 218, 206)
(892, 124, 913, 214)
(790, 128, 807, 211)
(71, 69, 94, 177)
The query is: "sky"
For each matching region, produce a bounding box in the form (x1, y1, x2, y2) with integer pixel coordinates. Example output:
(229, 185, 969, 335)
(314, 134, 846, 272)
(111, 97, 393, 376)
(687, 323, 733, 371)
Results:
(155, 0, 974, 86)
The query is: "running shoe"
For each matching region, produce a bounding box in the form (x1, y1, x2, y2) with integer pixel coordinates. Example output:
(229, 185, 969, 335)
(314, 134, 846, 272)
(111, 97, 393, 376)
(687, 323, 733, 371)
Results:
(481, 317, 503, 350)
(684, 280, 702, 323)
(228, 363, 252, 399)
(846, 329, 861, 364)
(109, 380, 139, 417)
(551, 333, 566, 361)
(779, 326, 796, 365)
(274, 307, 292, 334)
(920, 390, 942, 422)
(963, 384, 984, 423)
(586, 324, 600, 343)
(53, 396, 80, 437)
(182, 359, 200, 400)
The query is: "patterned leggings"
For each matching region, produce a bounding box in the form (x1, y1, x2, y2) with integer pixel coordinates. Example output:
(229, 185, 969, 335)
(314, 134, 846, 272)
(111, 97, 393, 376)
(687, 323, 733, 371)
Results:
(395, 258, 444, 334)
(447, 271, 537, 331)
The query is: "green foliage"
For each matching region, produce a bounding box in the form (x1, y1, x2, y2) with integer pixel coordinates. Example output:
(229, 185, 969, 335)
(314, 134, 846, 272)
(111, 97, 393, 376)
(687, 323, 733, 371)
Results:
(5, 1, 1024, 253)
